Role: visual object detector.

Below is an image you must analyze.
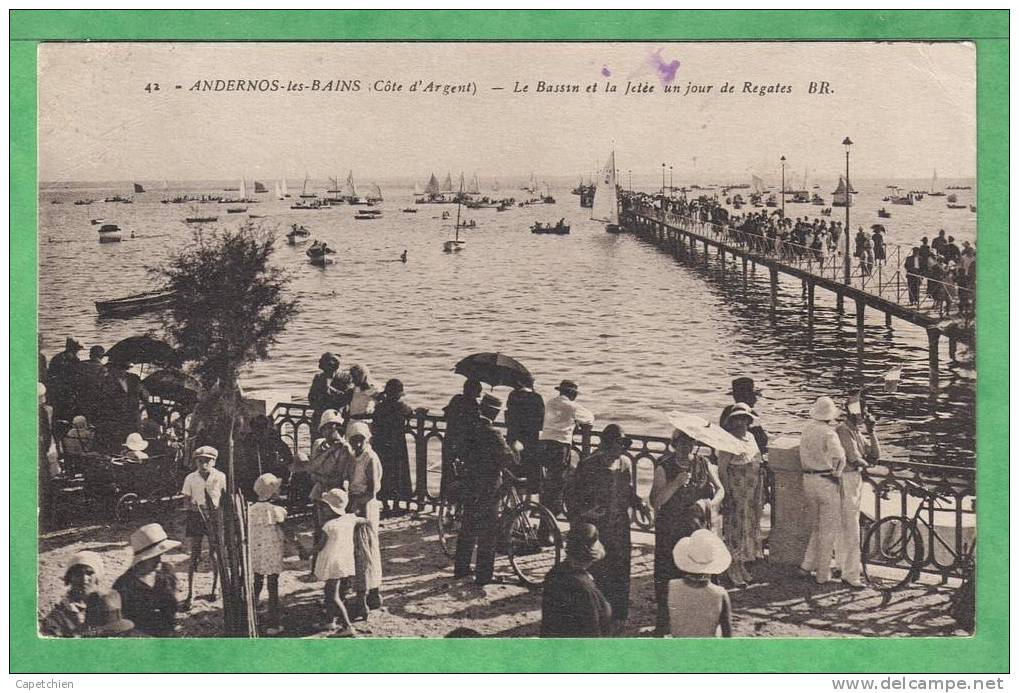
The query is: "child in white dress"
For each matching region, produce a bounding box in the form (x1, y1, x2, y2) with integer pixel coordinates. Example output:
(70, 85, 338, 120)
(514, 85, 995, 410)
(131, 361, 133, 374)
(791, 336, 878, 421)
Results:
(314, 488, 368, 636)
(248, 473, 288, 635)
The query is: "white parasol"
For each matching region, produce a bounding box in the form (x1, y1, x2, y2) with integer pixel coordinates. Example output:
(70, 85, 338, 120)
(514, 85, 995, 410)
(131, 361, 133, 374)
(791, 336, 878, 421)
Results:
(667, 411, 747, 455)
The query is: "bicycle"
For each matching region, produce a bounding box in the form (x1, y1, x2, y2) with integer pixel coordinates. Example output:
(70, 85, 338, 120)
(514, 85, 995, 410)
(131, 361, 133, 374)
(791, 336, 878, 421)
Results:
(436, 467, 563, 588)
(861, 478, 974, 592)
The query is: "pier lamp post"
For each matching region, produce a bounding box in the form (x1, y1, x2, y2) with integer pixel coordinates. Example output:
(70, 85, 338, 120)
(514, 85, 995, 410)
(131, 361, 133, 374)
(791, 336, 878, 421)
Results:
(628, 169, 632, 190)
(669, 165, 674, 197)
(780, 155, 786, 218)
(842, 137, 853, 284)
(661, 163, 666, 199)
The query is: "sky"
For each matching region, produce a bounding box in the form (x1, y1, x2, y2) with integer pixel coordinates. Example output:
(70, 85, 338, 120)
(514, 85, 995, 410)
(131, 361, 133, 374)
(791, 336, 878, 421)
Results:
(38, 41, 976, 183)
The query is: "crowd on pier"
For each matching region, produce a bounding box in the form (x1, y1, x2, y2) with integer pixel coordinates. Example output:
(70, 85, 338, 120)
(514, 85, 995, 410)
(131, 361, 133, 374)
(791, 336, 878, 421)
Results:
(40, 340, 886, 639)
(622, 192, 976, 319)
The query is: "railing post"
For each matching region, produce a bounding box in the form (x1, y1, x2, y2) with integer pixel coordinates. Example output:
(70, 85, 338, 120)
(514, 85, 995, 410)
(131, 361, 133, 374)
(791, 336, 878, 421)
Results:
(578, 423, 593, 459)
(414, 408, 429, 509)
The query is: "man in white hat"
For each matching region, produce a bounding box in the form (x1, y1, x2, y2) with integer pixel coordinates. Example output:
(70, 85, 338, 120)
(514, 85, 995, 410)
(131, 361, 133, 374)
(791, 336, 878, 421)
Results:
(113, 523, 181, 636)
(40, 551, 105, 637)
(538, 379, 595, 517)
(798, 396, 847, 585)
(179, 446, 226, 610)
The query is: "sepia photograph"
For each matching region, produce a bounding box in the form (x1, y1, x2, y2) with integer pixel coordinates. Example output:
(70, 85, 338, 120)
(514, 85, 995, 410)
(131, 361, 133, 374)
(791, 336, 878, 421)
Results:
(34, 39, 978, 643)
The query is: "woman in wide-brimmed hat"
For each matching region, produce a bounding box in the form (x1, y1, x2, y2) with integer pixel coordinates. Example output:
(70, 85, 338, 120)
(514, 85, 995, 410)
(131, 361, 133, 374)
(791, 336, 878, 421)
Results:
(716, 403, 765, 587)
(667, 529, 733, 637)
(650, 422, 724, 635)
(112, 523, 181, 636)
(83, 590, 135, 637)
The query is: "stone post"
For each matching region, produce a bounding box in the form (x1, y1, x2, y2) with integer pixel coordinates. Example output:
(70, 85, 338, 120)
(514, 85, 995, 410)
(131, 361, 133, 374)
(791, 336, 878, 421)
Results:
(766, 436, 813, 566)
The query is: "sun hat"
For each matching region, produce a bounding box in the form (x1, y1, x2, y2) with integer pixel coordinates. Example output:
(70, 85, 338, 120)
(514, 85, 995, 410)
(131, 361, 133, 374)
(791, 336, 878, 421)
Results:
(192, 445, 218, 464)
(810, 396, 840, 422)
(728, 377, 762, 398)
(672, 528, 732, 575)
(253, 473, 282, 500)
(723, 402, 758, 426)
(123, 433, 149, 452)
(600, 423, 633, 450)
(318, 409, 343, 430)
(320, 487, 349, 516)
(347, 420, 372, 443)
(555, 379, 579, 394)
(565, 523, 606, 563)
(479, 393, 503, 411)
(65, 551, 105, 582)
(129, 523, 181, 565)
(85, 591, 134, 635)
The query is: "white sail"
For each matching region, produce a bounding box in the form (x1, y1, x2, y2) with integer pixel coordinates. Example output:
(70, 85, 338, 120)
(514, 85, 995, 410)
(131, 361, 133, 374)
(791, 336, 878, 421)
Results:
(932, 169, 939, 193)
(441, 172, 453, 193)
(526, 172, 537, 194)
(162, 180, 169, 190)
(274, 182, 282, 198)
(591, 150, 619, 225)
(344, 171, 357, 197)
(469, 174, 480, 194)
(281, 176, 289, 196)
(752, 175, 765, 195)
(413, 183, 423, 195)
(493, 179, 500, 192)
(239, 178, 247, 199)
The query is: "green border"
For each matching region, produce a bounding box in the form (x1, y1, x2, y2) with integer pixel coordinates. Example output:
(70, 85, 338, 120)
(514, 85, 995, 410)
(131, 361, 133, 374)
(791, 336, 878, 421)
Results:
(10, 9, 1008, 673)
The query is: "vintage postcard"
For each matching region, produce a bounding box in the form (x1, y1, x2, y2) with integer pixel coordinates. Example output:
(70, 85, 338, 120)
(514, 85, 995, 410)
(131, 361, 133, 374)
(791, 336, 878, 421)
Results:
(12, 10, 1008, 676)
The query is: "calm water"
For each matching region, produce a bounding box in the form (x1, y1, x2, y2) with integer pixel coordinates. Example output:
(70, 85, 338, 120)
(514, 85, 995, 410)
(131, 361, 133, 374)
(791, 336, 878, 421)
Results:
(38, 178, 976, 469)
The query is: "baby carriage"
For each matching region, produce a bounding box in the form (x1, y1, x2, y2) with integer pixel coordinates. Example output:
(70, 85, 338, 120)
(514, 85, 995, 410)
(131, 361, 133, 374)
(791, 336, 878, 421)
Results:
(81, 450, 186, 522)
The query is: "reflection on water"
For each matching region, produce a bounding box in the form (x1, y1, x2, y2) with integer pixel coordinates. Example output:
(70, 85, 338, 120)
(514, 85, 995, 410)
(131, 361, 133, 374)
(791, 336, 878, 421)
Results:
(38, 181, 975, 470)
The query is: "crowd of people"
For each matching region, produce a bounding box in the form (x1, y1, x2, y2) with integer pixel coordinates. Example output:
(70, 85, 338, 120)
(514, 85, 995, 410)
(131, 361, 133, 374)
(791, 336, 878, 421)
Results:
(621, 192, 976, 320)
(41, 343, 885, 639)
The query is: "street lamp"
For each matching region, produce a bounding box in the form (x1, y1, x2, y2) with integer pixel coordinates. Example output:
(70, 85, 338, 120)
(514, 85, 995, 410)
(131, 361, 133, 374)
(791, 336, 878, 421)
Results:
(669, 165, 674, 196)
(780, 155, 786, 218)
(842, 137, 853, 284)
(628, 169, 632, 190)
(661, 163, 666, 199)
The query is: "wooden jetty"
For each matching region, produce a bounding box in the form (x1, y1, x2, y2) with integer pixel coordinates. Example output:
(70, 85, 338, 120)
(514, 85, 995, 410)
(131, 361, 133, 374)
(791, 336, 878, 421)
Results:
(626, 203, 974, 395)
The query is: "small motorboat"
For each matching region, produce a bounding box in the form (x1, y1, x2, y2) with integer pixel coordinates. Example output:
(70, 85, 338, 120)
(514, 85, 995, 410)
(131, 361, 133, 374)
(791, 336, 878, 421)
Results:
(877, 208, 891, 219)
(95, 288, 177, 318)
(531, 221, 570, 235)
(97, 224, 123, 243)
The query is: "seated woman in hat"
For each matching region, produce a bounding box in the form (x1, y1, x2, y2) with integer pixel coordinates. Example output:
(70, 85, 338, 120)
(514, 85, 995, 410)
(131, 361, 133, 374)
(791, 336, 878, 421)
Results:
(113, 523, 182, 637)
(650, 425, 724, 635)
(40, 551, 105, 637)
(541, 523, 612, 637)
(668, 529, 733, 637)
(83, 590, 135, 637)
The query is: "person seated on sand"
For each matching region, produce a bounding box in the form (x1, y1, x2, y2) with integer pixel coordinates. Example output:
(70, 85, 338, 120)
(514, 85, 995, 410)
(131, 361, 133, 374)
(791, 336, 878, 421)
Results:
(41, 551, 105, 637)
(83, 590, 135, 637)
(113, 523, 181, 637)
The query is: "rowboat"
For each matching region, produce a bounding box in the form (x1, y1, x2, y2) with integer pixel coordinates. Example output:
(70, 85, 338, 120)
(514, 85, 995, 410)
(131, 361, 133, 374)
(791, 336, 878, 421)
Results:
(98, 224, 123, 243)
(95, 289, 177, 318)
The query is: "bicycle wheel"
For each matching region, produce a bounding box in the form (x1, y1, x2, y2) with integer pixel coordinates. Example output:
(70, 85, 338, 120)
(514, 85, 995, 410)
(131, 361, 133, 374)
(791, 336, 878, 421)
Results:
(437, 495, 463, 559)
(505, 501, 562, 588)
(862, 515, 924, 591)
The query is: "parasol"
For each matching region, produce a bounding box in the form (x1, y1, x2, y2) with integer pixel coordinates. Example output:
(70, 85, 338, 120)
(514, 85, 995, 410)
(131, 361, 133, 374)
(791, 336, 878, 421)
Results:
(667, 411, 746, 454)
(106, 335, 181, 367)
(454, 352, 533, 389)
(142, 368, 201, 404)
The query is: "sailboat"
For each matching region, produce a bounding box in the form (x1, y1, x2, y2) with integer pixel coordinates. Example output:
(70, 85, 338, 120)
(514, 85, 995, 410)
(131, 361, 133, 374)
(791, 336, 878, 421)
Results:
(367, 183, 383, 205)
(832, 176, 857, 207)
(253, 181, 268, 194)
(299, 174, 317, 198)
(443, 175, 467, 253)
(592, 150, 622, 233)
(522, 172, 537, 194)
(133, 183, 145, 193)
(441, 172, 454, 194)
(492, 179, 500, 193)
(274, 182, 283, 199)
(928, 169, 945, 196)
(281, 176, 291, 198)
(468, 174, 481, 195)
(161, 180, 169, 191)
(345, 171, 368, 205)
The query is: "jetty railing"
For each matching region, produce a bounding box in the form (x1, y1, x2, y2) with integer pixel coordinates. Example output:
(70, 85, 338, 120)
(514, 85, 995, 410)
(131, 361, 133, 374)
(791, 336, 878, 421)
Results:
(270, 401, 975, 580)
(635, 205, 974, 321)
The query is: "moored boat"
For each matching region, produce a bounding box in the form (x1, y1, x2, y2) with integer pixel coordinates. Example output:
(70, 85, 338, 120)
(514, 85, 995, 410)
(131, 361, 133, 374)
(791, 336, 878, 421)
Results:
(95, 288, 176, 318)
(877, 208, 891, 218)
(97, 224, 123, 243)
(531, 221, 570, 235)
(185, 216, 218, 223)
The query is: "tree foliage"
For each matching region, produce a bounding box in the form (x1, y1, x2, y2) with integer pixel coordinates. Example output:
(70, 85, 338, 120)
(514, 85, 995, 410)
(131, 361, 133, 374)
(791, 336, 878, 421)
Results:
(157, 223, 299, 390)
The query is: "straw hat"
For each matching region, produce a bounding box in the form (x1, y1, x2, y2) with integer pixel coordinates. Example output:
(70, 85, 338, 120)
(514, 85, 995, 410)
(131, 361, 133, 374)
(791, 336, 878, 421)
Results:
(85, 591, 134, 635)
(672, 529, 732, 575)
(253, 473, 282, 500)
(723, 402, 758, 426)
(810, 396, 840, 422)
(123, 433, 148, 452)
(318, 409, 343, 430)
(347, 421, 371, 442)
(65, 550, 104, 582)
(320, 488, 349, 516)
(129, 523, 181, 565)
